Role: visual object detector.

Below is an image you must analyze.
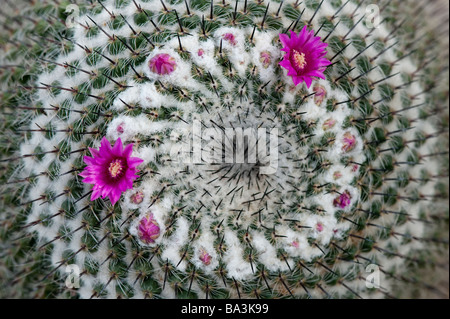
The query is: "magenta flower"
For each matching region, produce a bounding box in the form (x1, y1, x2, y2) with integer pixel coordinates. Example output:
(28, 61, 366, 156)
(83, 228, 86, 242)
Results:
(138, 213, 160, 244)
(79, 137, 143, 205)
(333, 190, 352, 209)
(323, 118, 336, 130)
(279, 26, 331, 88)
(149, 53, 176, 75)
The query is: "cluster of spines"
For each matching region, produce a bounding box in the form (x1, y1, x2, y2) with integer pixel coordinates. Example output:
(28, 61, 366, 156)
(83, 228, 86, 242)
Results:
(0, 0, 448, 299)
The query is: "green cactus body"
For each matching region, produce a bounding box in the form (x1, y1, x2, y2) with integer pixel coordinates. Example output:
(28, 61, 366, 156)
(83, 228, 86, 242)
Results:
(0, 0, 448, 299)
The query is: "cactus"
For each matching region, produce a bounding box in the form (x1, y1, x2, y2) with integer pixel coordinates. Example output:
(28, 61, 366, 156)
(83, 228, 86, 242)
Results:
(0, 0, 448, 299)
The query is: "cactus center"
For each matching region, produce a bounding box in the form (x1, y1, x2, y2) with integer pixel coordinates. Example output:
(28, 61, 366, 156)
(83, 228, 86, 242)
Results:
(292, 50, 307, 70)
(108, 159, 124, 178)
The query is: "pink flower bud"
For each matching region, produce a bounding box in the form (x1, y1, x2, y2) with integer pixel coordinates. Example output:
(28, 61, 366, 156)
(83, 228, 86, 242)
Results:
(130, 191, 144, 204)
(199, 248, 212, 265)
(333, 171, 342, 180)
(323, 118, 336, 130)
(316, 222, 324, 232)
(138, 213, 160, 244)
(149, 53, 176, 75)
(116, 122, 125, 134)
(260, 51, 271, 68)
(342, 132, 357, 152)
(313, 84, 327, 106)
(223, 33, 237, 46)
(333, 190, 352, 209)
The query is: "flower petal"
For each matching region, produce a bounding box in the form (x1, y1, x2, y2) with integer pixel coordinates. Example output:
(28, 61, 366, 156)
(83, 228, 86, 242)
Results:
(123, 143, 134, 158)
(100, 137, 112, 155)
(91, 187, 103, 201)
(112, 138, 123, 156)
(109, 189, 122, 205)
(279, 33, 291, 48)
(128, 157, 144, 168)
(303, 76, 312, 89)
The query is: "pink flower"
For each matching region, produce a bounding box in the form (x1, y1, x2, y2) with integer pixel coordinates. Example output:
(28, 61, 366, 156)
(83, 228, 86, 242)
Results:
(333, 190, 352, 209)
(223, 33, 237, 46)
(352, 164, 359, 172)
(149, 53, 176, 75)
(199, 249, 212, 265)
(197, 49, 204, 57)
(79, 137, 143, 205)
(313, 84, 327, 105)
(260, 51, 271, 68)
(138, 213, 160, 244)
(279, 26, 331, 88)
(130, 190, 144, 204)
(291, 240, 300, 248)
(342, 132, 357, 152)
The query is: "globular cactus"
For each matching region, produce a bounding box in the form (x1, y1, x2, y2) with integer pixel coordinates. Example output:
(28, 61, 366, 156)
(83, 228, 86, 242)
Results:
(0, 0, 448, 299)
